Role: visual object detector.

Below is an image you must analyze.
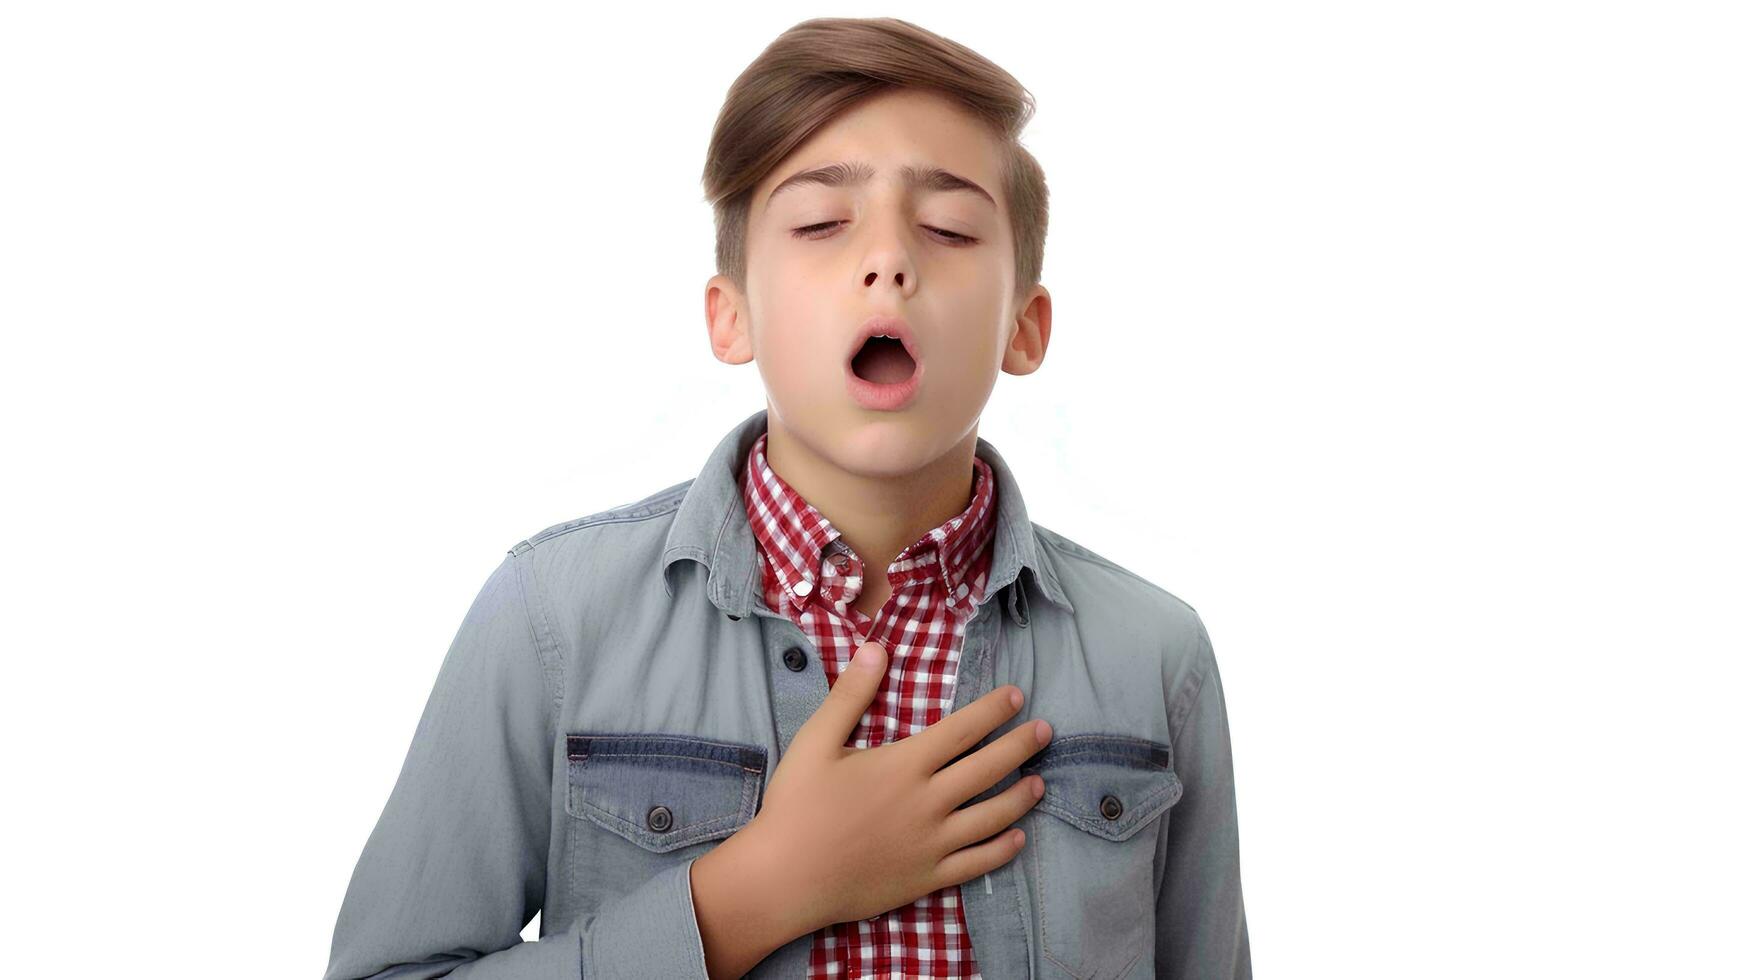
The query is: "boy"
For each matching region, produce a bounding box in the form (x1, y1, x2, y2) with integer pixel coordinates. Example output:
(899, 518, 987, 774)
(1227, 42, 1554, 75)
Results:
(324, 16, 1248, 980)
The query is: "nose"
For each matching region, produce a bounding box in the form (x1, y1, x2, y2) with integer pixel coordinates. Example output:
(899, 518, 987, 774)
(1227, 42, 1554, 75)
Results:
(859, 204, 918, 297)
(861, 239, 916, 296)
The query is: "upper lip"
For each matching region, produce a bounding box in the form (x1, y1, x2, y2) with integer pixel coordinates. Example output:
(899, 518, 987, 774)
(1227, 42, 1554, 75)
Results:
(846, 315, 922, 370)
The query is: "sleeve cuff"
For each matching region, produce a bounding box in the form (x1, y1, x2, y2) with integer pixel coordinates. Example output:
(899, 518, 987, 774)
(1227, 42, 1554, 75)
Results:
(580, 857, 710, 977)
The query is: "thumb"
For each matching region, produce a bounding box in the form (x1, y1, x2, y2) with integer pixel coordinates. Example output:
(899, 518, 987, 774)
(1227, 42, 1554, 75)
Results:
(798, 639, 887, 751)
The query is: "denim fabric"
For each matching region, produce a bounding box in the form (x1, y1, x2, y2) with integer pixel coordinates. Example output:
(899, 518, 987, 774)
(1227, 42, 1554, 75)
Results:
(322, 407, 1250, 979)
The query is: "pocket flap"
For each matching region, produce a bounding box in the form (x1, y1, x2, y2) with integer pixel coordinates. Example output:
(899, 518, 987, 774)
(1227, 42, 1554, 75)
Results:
(565, 732, 767, 853)
(1017, 732, 1182, 842)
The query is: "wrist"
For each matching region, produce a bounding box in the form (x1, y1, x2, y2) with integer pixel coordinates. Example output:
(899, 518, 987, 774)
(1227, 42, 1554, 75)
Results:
(691, 817, 813, 975)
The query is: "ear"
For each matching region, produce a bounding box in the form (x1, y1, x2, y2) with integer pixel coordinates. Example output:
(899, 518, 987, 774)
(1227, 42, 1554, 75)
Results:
(1001, 284, 1052, 376)
(705, 274, 755, 365)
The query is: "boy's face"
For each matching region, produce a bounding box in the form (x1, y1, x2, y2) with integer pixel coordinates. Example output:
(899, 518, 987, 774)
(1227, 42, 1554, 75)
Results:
(706, 86, 1051, 481)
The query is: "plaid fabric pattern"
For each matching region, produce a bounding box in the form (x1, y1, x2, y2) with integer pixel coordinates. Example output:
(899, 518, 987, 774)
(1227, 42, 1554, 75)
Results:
(740, 430, 999, 979)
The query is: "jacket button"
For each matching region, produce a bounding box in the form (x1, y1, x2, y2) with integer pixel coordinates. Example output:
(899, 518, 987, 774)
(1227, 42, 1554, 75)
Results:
(782, 646, 808, 672)
(1099, 794, 1124, 820)
(727, 613, 741, 621)
(647, 805, 673, 833)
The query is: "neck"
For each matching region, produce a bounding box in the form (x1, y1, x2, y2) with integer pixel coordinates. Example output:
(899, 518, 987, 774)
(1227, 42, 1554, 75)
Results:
(761, 409, 980, 584)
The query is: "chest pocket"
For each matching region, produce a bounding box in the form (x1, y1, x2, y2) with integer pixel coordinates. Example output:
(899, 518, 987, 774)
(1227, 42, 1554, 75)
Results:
(565, 732, 767, 853)
(1018, 732, 1182, 980)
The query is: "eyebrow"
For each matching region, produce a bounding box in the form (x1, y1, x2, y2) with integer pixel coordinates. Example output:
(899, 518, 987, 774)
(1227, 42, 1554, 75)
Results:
(763, 160, 997, 212)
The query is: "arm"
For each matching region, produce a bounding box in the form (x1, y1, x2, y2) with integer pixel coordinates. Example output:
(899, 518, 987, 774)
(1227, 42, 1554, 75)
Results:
(1156, 614, 1252, 978)
(321, 550, 714, 979)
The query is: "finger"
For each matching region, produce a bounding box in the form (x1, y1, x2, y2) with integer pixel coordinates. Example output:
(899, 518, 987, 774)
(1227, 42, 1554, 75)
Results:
(793, 639, 887, 753)
(931, 717, 1051, 809)
(932, 824, 1027, 893)
(904, 683, 1026, 774)
(938, 773, 1044, 855)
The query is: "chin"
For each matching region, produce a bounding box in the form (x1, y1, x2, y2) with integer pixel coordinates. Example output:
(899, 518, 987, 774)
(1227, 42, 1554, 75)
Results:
(833, 423, 960, 473)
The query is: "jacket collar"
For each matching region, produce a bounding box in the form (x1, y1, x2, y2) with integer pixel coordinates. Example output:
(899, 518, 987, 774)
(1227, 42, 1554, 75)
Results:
(660, 407, 1075, 623)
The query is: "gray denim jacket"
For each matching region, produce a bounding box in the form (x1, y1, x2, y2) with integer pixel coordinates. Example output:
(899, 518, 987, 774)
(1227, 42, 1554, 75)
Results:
(323, 408, 1250, 979)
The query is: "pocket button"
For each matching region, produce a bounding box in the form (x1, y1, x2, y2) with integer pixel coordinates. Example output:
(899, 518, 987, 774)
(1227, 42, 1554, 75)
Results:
(647, 805, 673, 833)
(1099, 794, 1123, 820)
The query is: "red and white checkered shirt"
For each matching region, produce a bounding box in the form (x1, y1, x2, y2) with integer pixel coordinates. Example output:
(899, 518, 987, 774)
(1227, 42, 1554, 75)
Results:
(740, 430, 999, 980)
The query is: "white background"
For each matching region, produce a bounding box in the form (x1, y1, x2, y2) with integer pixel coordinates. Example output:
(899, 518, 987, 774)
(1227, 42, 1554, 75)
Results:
(3, 2, 1743, 976)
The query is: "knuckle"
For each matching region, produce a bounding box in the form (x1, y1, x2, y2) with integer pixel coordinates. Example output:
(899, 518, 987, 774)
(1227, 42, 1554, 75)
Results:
(955, 725, 979, 757)
(982, 754, 1010, 787)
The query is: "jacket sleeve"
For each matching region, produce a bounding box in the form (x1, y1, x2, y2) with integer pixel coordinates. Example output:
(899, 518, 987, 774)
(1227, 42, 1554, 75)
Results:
(321, 549, 712, 979)
(1156, 614, 1252, 978)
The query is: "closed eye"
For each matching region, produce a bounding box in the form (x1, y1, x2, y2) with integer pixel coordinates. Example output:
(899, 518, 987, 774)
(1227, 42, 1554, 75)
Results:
(791, 221, 978, 245)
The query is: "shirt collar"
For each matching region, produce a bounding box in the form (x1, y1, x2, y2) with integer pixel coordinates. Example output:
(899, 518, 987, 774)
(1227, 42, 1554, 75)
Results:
(739, 430, 999, 614)
(660, 407, 1075, 622)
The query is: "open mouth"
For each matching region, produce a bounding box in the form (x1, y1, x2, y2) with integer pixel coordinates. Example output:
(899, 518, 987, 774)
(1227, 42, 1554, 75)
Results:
(848, 334, 918, 384)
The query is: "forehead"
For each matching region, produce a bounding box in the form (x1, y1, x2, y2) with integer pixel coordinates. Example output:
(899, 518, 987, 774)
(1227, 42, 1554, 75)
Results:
(754, 89, 1004, 212)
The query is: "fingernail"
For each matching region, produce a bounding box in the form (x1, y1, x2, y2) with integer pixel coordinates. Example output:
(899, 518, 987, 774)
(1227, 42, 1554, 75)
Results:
(1035, 720, 1052, 745)
(1032, 776, 1045, 798)
(1008, 688, 1022, 709)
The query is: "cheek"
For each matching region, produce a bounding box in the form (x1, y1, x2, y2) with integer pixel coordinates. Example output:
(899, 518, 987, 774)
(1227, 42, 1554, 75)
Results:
(934, 297, 1009, 367)
(774, 333, 822, 377)
(755, 312, 842, 392)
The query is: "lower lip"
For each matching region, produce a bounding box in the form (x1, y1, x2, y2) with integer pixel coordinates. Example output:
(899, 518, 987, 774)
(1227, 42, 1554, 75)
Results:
(844, 357, 924, 411)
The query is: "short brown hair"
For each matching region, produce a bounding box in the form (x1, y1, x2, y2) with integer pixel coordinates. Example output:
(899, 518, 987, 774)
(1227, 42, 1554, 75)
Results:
(701, 17, 1049, 301)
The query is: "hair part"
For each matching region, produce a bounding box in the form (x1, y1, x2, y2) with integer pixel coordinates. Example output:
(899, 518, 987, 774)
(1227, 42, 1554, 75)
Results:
(701, 17, 1049, 303)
